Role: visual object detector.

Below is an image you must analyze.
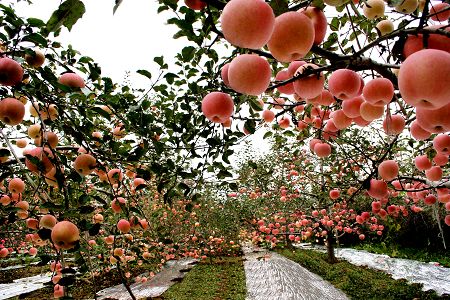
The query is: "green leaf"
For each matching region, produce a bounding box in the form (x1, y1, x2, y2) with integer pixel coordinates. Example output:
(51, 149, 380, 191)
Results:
(388, 0, 405, 6)
(79, 205, 95, 214)
(217, 169, 232, 179)
(86, 62, 100, 81)
(181, 46, 195, 62)
(248, 160, 258, 169)
(41, 202, 64, 210)
(330, 17, 339, 31)
(0, 149, 11, 157)
(244, 119, 256, 134)
(113, 0, 124, 14)
(249, 97, 263, 112)
(38, 228, 52, 240)
(46, 0, 86, 33)
(162, 238, 173, 244)
(27, 18, 45, 27)
(37, 254, 52, 266)
(164, 72, 178, 84)
(78, 194, 90, 204)
(137, 69, 152, 80)
(185, 203, 193, 212)
(58, 275, 76, 286)
(263, 131, 273, 139)
(154, 56, 167, 69)
(135, 184, 147, 191)
(270, 0, 289, 16)
(102, 77, 114, 93)
(88, 223, 101, 236)
(79, 56, 93, 63)
(91, 106, 111, 120)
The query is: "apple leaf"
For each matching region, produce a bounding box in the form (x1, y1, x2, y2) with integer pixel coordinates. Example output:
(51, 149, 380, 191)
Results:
(137, 69, 152, 80)
(244, 119, 256, 134)
(37, 254, 52, 266)
(22, 33, 48, 47)
(113, 0, 124, 15)
(88, 223, 101, 236)
(270, 0, 288, 16)
(46, 0, 86, 34)
(57, 275, 76, 286)
(38, 228, 52, 240)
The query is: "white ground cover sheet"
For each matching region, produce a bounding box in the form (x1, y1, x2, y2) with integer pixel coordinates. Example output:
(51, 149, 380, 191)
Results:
(335, 248, 450, 296)
(0, 272, 51, 300)
(295, 243, 450, 296)
(242, 243, 349, 300)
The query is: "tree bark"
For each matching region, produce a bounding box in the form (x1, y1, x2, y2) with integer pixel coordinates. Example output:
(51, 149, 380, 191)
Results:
(326, 235, 338, 264)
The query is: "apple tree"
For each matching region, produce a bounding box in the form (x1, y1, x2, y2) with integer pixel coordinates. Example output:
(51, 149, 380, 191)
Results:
(0, 0, 449, 297)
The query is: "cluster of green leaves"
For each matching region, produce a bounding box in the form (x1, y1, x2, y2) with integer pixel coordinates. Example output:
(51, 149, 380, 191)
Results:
(0, 3, 257, 297)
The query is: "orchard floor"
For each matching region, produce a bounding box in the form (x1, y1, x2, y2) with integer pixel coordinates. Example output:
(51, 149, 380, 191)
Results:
(3, 261, 160, 299)
(294, 243, 450, 296)
(242, 244, 348, 300)
(279, 247, 450, 300)
(2, 247, 450, 299)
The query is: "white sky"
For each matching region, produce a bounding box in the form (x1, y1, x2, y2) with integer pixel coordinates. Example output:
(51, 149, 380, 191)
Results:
(10, 0, 272, 166)
(11, 0, 187, 88)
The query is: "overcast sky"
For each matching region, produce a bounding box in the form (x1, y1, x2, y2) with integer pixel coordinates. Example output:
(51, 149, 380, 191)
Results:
(12, 0, 187, 88)
(10, 0, 271, 163)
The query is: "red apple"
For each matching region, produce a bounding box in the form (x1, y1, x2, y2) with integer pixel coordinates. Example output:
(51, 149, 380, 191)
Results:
(0, 98, 25, 125)
(73, 154, 97, 176)
(117, 219, 131, 233)
(299, 7, 328, 45)
(220, 0, 275, 49)
(228, 54, 271, 96)
(362, 78, 394, 106)
(25, 48, 45, 68)
(328, 69, 362, 100)
(415, 155, 432, 170)
(201, 92, 234, 123)
(8, 178, 25, 194)
(415, 103, 450, 133)
(293, 63, 325, 99)
(433, 134, 450, 155)
(25, 147, 54, 174)
(430, 3, 450, 22)
(410, 120, 431, 140)
(378, 160, 399, 181)
(368, 179, 388, 199)
(58, 73, 85, 88)
(51, 221, 80, 249)
(0, 57, 23, 86)
(184, 0, 206, 10)
(398, 49, 450, 109)
(40, 214, 57, 229)
(267, 12, 314, 62)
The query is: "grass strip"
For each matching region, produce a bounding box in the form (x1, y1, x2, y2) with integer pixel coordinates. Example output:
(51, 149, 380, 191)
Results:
(161, 256, 246, 300)
(278, 248, 449, 300)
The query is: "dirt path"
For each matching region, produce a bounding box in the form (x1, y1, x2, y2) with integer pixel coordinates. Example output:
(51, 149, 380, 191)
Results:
(242, 244, 348, 300)
(97, 257, 197, 300)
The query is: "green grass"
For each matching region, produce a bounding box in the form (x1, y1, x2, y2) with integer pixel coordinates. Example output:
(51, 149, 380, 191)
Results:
(161, 256, 246, 300)
(278, 248, 449, 300)
(354, 243, 450, 268)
